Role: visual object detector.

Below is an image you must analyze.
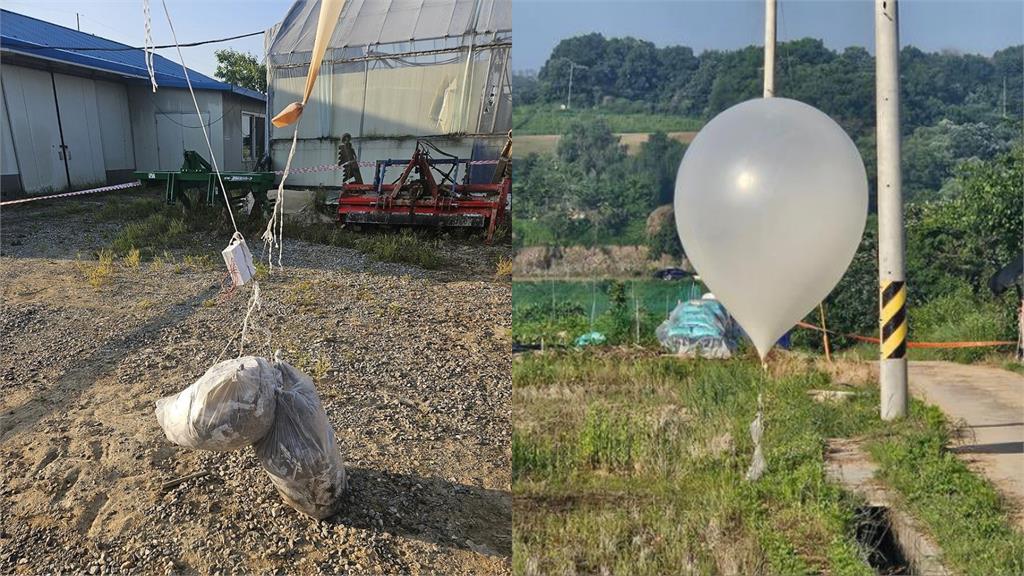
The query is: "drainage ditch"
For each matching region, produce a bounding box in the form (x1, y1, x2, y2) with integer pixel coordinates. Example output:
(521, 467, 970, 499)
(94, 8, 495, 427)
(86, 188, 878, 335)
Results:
(855, 506, 910, 575)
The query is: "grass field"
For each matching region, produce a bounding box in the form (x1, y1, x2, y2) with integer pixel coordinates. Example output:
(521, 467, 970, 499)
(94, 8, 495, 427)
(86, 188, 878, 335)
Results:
(513, 104, 704, 135)
(513, 279, 703, 317)
(513, 351, 1024, 575)
(516, 132, 697, 157)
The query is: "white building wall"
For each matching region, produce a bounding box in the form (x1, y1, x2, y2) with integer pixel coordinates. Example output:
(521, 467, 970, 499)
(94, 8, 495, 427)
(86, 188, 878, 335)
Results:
(0, 62, 264, 197)
(93, 80, 135, 181)
(52, 72, 106, 187)
(268, 58, 495, 187)
(2, 65, 66, 194)
(0, 83, 21, 194)
(127, 86, 226, 172)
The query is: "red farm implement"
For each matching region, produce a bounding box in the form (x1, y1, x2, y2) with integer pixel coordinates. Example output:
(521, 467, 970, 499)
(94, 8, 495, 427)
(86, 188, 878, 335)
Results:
(337, 138, 510, 242)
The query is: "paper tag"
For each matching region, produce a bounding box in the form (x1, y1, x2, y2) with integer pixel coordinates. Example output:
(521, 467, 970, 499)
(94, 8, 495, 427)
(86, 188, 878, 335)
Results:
(221, 235, 255, 287)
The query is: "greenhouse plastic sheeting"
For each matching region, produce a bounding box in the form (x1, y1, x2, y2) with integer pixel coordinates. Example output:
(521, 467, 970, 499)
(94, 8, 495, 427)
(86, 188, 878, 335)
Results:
(268, 0, 510, 58)
(656, 300, 740, 359)
(264, 0, 511, 186)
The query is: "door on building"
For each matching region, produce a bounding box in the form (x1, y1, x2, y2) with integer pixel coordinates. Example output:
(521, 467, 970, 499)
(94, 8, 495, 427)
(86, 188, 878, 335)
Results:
(52, 73, 106, 187)
(1, 66, 66, 193)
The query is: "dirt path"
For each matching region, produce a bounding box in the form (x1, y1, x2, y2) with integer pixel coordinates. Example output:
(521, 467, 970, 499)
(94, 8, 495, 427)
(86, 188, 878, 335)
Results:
(907, 361, 1024, 524)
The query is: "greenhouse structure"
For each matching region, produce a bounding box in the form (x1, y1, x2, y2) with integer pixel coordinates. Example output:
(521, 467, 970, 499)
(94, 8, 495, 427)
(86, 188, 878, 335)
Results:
(265, 0, 512, 188)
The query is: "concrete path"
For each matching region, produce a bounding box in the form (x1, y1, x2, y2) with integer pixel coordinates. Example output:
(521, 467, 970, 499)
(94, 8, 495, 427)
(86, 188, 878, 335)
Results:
(907, 361, 1024, 525)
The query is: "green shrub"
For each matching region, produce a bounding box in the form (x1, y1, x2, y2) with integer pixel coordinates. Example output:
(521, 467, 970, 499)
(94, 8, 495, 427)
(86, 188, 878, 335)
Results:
(910, 282, 1017, 362)
(359, 230, 444, 269)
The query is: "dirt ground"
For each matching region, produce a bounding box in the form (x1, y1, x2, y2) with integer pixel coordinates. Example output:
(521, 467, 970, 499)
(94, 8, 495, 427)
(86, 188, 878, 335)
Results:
(0, 193, 512, 574)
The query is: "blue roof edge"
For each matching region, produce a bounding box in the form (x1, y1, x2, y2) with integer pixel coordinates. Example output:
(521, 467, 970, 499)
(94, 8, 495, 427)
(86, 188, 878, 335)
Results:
(0, 9, 266, 103)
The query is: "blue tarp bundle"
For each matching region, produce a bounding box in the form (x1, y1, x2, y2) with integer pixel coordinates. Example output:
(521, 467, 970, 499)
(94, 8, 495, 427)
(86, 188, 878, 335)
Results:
(574, 331, 607, 348)
(656, 299, 740, 358)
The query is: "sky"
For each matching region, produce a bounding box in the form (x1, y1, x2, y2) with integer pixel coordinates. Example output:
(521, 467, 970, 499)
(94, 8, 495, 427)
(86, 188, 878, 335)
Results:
(2, 0, 293, 77)
(3, 0, 1021, 78)
(514, 0, 1024, 72)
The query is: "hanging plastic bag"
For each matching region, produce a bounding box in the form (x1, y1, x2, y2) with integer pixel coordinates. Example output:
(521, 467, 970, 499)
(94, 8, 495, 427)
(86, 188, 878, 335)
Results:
(255, 361, 347, 519)
(155, 356, 279, 451)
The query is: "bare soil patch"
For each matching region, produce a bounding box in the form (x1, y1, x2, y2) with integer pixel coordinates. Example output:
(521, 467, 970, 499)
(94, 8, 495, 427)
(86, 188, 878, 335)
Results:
(0, 193, 512, 575)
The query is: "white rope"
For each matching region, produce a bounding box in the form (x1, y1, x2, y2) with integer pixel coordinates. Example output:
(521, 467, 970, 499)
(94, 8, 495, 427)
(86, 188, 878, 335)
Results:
(262, 125, 300, 269)
(157, 0, 266, 360)
(159, 0, 239, 234)
(142, 0, 158, 92)
(237, 281, 262, 356)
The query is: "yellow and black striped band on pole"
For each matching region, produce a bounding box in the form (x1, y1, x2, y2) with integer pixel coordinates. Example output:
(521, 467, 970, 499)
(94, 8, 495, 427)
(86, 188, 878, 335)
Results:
(880, 280, 907, 359)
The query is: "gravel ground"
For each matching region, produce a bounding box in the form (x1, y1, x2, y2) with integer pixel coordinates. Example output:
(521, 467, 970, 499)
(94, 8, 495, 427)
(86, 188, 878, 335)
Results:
(0, 193, 512, 575)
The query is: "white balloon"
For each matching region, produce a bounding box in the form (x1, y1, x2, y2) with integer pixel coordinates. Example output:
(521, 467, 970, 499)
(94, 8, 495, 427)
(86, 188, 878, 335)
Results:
(674, 98, 867, 359)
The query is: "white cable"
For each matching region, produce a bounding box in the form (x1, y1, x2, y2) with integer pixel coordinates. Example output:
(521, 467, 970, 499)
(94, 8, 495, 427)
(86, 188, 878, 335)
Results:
(159, 0, 239, 234)
(143, 0, 158, 92)
(238, 281, 262, 356)
(158, 0, 266, 361)
(262, 124, 300, 269)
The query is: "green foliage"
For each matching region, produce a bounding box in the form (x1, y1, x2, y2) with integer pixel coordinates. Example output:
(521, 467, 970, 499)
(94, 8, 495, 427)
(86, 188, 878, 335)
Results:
(512, 279, 700, 346)
(359, 230, 444, 269)
(902, 120, 1019, 201)
(214, 48, 266, 93)
(634, 132, 687, 206)
(556, 119, 626, 174)
(514, 122, 681, 246)
(515, 352, 1024, 575)
(526, 34, 1020, 129)
(512, 103, 702, 135)
(800, 148, 1022, 355)
(646, 219, 684, 259)
(910, 282, 1017, 363)
(907, 146, 1024, 298)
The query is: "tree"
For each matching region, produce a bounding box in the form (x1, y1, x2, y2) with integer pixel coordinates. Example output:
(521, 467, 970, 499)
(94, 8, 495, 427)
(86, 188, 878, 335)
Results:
(633, 132, 686, 205)
(556, 119, 626, 175)
(214, 49, 266, 94)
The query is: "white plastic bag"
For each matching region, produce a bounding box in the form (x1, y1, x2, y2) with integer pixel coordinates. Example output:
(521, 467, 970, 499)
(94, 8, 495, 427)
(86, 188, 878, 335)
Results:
(155, 356, 279, 451)
(255, 361, 347, 519)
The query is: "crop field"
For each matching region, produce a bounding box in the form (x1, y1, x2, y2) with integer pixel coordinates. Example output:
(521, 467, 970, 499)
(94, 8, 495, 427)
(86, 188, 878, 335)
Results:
(511, 350, 1024, 576)
(516, 132, 696, 157)
(513, 105, 704, 135)
(513, 279, 703, 318)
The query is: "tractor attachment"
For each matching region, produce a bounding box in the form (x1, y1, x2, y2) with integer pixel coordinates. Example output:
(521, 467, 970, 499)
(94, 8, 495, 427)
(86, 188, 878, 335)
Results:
(134, 150, 277, 218)
(337, 138, 510, 242)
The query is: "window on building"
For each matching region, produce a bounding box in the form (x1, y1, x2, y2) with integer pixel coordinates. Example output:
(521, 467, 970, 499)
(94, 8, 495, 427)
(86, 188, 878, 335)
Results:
(242, 112, 266, 166)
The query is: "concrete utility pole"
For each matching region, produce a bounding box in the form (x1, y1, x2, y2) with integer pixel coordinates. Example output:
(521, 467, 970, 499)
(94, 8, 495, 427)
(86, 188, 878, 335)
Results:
(566, 60, 587, 110)
(764, 0, 776, 97)
(875, 0, 908, 420)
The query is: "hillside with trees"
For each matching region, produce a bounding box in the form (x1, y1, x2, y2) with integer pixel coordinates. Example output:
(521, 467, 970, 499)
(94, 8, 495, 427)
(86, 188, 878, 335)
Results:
(513, 34, 1023, 356)
(514, 35, 1021, 248)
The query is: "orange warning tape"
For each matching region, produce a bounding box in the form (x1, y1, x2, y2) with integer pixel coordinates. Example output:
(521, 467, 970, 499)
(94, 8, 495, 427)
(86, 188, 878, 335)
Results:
(795, 321, 1016, 349)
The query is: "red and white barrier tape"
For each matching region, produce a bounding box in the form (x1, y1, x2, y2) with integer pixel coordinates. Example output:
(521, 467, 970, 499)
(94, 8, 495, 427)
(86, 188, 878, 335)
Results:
(0, 180, 142, 207)
(2, 159, 506, 204)
(275, 159, 500, 176)
(795, 320, 1015, 349)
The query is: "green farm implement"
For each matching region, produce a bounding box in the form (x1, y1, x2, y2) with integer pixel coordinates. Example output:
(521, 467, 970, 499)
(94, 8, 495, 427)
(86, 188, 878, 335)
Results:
(134, 150, 276, 218)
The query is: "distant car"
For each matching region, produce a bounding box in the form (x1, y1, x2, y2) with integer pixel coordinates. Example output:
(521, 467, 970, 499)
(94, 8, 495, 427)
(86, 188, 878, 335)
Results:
(653, 268, 694, 281)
